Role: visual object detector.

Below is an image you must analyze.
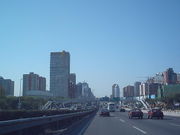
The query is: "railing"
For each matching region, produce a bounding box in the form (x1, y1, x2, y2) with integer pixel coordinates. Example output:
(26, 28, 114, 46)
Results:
(0, 109, 96, 135)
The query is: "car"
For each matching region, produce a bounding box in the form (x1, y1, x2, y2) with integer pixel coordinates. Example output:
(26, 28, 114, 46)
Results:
(120, 108, 126, 112)
(148, 108, 164, 119)
(128, 108, 143, 119)
(99, 108, 110, 116)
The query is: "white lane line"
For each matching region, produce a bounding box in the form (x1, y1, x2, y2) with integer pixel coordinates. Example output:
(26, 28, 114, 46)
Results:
(119, 119, 125, 123)
(170, 123, 180, 127)
(132, 126, 147, 134)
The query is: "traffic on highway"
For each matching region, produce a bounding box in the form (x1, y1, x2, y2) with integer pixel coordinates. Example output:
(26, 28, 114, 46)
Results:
(84, 101, 180, 135)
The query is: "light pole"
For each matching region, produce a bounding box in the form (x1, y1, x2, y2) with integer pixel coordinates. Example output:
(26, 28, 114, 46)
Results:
(18, 78, 22, 109)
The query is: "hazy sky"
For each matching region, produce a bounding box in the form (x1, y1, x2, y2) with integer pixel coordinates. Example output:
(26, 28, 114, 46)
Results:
(0, 0, 180, 97)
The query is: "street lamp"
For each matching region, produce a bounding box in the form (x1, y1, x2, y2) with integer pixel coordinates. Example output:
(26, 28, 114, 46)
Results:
(18, 78, 22, 109)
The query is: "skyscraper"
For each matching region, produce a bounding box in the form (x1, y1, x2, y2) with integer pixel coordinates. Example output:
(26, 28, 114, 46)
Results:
(112, 84, 120, 98)
(50, 51, 70, 97)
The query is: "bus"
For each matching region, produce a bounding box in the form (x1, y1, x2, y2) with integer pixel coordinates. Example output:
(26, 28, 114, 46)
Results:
(107, 102, 115, 112)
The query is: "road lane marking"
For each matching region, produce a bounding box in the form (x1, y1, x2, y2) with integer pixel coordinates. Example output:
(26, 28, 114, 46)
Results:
(132, 126, 147, 134)
(170, 123, 180, 127)
(119, 119, 125, 123)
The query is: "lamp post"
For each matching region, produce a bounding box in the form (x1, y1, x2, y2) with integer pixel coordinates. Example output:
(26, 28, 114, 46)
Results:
(18, 78, 22, 109)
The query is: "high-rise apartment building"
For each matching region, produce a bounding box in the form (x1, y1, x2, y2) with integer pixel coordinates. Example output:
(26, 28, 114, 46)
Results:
(69, 73, 76, 98)
(134, 82, 141, 97)
(23, 72, 46, 96)
(50, 51, 70, 97)
(23, 72, 39, 91)
(0, 77, 14, 96)
(163, 68, 177, 85)
(139, 82, 148, 98)
(39, 77, 46, 91)
(123, 85, 134, 98)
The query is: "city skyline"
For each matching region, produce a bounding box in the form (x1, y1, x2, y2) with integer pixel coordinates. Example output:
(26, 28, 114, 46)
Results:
(1, 0, 180, 97)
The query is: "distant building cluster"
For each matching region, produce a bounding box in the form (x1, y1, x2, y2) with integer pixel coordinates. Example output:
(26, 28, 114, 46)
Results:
(50, 51, 95, 99)
(1, 50, 95, 99)
(122, 68, 180, 100)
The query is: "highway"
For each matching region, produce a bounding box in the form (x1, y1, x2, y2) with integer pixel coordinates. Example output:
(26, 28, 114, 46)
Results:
(84, 111, 180, 135)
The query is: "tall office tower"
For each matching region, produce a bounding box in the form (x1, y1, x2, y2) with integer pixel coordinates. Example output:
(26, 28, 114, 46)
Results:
(0, 77, 14, 96)
(112, 84, 120, 98)
(134, 82, 141, 97)
(23, 72, 46, 96)
(50, 51, 70, 97)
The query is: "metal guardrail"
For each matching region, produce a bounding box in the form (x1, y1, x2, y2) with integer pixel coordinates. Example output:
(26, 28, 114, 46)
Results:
(0, 110, 95, 135)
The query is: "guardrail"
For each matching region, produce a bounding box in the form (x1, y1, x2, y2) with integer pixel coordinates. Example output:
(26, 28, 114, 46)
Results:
(0, 109, 96, 135)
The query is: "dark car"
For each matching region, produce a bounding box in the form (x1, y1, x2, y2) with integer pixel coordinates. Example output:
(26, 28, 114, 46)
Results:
(128, 109, 143, 119)
(148, 108, 164, 119)
(120, 108, 126, 112)
(99, 109, 110, 116)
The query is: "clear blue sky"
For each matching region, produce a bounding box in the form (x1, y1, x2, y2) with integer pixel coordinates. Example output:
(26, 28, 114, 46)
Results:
(0, 0, 180, 97)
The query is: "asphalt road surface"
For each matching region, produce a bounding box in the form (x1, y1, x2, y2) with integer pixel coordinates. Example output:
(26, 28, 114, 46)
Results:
(84, 111, 180, 135)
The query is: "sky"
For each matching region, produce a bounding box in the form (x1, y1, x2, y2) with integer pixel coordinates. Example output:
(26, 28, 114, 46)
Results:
(0, 0, 180, 97)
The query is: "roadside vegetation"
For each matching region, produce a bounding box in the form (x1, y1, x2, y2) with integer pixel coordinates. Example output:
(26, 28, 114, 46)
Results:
(0, 96, 47, 110)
